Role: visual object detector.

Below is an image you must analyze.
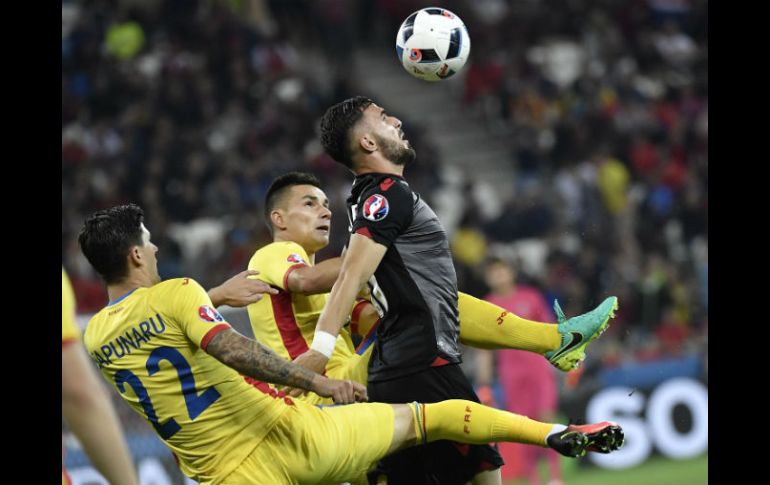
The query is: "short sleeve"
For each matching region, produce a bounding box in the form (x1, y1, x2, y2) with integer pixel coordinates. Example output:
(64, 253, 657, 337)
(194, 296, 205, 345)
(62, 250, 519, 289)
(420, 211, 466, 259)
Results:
(248, 242, 311, 291)
(351, 178, 414, 247)
(162, 278, 232, 351)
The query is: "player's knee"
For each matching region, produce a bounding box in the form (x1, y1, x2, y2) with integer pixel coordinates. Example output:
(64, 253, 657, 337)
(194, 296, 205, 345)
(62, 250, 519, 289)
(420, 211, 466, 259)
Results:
(387, 404, 417, 454)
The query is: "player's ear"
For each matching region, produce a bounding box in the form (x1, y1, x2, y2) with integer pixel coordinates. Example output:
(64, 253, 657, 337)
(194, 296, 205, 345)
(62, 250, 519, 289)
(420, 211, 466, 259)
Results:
(128, 245, 143, 267)
(359, 133, 377, 154)
(271, 209, 286, 231)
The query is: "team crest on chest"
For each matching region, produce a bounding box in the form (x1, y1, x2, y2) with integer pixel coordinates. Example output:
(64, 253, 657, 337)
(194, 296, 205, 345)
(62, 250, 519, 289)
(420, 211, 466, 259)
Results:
(363, 194, 389, 222)
(198, 305, 224, 323)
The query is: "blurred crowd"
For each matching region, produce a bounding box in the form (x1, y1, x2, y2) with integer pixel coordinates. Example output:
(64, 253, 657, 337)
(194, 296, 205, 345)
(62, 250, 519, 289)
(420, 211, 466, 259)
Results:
(445, 0, 707, 375)
(62, 0, 707, 377)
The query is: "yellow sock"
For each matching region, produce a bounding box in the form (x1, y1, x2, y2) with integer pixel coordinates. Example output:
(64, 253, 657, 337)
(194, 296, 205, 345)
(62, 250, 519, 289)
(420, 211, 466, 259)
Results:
(458, 292, 561, 354)
(412, 400, 552, 447)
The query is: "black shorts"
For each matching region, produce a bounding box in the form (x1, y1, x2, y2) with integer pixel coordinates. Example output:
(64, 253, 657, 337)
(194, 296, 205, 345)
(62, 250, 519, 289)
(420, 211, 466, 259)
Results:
(367, 364, 504, 485)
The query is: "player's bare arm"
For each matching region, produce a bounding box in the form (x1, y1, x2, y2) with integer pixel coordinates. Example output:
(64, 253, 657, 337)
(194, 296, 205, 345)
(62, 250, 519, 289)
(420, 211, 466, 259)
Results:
(207, 270, 278, 307)
(286, 256, 343, 294)
(293, 233, 387, 374)
(62, 341, 140, 485)
(318, 234, 387, 337)
(206, 327, 367, 403)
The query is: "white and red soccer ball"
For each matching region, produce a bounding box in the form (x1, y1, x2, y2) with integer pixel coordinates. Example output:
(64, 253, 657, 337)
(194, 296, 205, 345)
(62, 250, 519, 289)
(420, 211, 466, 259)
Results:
(395, 7, 471, 82)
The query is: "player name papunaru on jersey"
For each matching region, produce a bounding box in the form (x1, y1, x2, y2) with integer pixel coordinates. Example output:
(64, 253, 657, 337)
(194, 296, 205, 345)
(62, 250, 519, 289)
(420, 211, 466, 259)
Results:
(90, 314, 167, 368)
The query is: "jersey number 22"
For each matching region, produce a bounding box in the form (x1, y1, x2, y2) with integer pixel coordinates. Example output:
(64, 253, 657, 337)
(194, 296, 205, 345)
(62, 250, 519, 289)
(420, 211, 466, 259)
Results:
(114, 346, 221, 439)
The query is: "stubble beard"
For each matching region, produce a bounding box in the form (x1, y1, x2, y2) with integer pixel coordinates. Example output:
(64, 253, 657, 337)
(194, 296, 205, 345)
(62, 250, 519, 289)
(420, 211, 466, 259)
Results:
(376, 134, 417, 166)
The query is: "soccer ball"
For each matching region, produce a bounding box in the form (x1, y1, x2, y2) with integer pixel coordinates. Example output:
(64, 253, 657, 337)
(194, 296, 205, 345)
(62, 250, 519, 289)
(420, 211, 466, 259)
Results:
(395, 7, 471, 82)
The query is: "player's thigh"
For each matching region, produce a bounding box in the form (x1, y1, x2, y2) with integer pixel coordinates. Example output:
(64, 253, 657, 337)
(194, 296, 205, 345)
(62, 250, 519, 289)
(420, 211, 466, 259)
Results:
(219, 421, 297, 485)
(222, 403, 356, 485)
(318, 402, 396, 481)
(226, 401, 395, 485)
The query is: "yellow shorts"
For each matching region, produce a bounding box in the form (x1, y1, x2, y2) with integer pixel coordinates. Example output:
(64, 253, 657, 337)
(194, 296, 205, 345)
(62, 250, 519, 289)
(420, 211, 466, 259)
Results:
(300, 345, 373, 406)
(221, 401, 394, 485)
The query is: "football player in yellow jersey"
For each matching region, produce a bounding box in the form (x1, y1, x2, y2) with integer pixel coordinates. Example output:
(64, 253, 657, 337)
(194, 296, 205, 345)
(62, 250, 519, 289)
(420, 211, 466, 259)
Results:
(79, 203, 623, 485)
(247, 173, 369, 402)
(62, 268, 138, 485)
(249, 173, 617, 405)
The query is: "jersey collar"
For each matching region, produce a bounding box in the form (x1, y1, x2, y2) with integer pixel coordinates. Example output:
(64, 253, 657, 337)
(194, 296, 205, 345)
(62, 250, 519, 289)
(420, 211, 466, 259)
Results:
(107, 288, 138, 306)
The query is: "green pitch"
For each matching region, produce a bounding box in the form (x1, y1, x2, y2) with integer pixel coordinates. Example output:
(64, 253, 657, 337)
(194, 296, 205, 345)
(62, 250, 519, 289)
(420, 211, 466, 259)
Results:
(504, 454, 708, 485)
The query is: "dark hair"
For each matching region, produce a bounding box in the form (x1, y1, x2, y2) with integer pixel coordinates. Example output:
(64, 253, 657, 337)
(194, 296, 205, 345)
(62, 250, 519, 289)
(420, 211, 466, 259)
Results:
(78, 204, 145, 284)
(320, 96, 374, 168)
(264, 172, 323, 235)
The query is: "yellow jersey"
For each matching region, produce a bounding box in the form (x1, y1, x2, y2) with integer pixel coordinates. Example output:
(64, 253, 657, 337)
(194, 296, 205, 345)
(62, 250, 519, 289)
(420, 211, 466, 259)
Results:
(246, 242, 362, 391)
(84, 278, 294, 483)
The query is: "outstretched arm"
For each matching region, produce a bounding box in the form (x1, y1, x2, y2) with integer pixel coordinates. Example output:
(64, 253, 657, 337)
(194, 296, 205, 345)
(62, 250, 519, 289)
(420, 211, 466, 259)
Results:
(317, 234, 386, 336)
(62, 342, 139, 485)
(208, 270, 278, 308)
(286, 257, 343, 295)
(292, 234, 387, 374)
(205, 328, 367, 403)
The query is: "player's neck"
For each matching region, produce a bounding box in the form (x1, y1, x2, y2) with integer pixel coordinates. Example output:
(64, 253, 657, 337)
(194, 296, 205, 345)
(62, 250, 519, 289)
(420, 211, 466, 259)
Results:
(354, 155, 404, 177)
(273, 235, 317, 263)
(107, 273, 154, 302)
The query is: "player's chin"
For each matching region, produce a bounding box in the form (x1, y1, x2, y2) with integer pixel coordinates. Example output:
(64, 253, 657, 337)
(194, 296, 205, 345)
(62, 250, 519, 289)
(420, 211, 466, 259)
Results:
(400, 147, 417, 166)
(313, 233, 330, 247)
